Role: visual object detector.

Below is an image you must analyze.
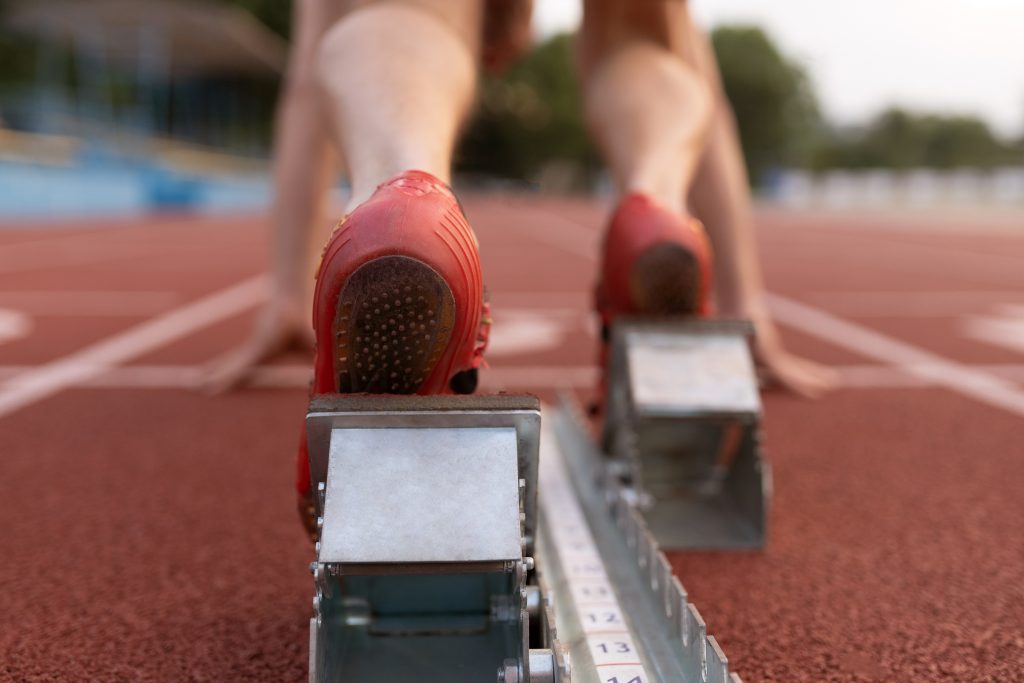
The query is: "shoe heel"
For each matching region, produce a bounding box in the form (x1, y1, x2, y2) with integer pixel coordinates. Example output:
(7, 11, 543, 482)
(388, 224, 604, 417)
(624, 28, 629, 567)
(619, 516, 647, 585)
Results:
(629, 243, 701, 315)
(335, 255, 455, 393)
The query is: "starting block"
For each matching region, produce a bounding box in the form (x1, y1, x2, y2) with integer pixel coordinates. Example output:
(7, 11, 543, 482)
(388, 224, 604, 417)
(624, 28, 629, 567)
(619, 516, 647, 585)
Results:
(299, 325, 763, 681)
(304, 395, 569, 683)
(601, 319, 771, 550)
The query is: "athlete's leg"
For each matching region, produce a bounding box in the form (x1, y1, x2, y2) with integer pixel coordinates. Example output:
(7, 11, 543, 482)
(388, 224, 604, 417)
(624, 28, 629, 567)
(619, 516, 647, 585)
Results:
(203, 0, 343, 393)
(580, 2, 833, 399)
(296, 0, 490, 538)
(580, 1, 712, 212)
(267, 0, 343, 311)
(317, 0, 483, 210)
(682, 23, 762, 321)
(581, 0, 714, 332)
(683, 24, 837, 397)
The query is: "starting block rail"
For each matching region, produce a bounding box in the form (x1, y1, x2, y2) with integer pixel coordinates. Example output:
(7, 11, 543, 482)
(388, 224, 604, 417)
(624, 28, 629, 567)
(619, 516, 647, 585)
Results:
(538, 402, 742, 683)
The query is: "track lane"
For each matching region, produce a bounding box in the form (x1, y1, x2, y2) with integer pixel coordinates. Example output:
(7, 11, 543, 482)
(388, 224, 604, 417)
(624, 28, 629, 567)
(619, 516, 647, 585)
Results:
(1, 198, 1021, 681)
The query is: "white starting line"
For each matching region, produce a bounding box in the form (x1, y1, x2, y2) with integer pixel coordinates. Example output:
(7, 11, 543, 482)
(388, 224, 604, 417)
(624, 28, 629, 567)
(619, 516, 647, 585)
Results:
(766, 294, 1024, 418)
(0, 267, 1020, 421)
(0, 275, 268, 418)
(2, 362, 1024, 393)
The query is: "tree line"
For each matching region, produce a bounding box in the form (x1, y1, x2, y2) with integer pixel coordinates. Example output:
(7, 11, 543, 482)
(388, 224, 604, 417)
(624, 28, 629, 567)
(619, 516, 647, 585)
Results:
(4, 0, 1021, 187)
(456, 25, 1023, 188)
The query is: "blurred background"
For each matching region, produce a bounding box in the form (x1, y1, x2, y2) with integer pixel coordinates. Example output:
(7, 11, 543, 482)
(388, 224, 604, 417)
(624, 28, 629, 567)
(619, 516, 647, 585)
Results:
(3, 4, 1023, 681)
(1, 0, 1022, 217)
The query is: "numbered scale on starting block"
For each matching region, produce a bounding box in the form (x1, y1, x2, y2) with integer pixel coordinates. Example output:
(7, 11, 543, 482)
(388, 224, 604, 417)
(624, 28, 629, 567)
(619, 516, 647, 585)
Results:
(602, 319, 771, 550)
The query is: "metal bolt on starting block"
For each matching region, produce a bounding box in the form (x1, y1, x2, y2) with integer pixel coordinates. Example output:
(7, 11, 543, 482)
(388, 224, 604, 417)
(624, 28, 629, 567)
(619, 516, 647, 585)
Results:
(603, 319, 771, 550)
(304, 394, 568, 683)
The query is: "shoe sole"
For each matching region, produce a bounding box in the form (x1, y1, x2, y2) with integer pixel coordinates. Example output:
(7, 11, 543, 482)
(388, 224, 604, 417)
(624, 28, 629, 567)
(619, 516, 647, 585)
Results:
(629, 242, 700, 315)
(334, 255, 456, 393)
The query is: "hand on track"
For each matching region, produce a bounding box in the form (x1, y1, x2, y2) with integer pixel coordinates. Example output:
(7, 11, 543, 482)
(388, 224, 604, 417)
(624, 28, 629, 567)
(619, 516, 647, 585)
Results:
(750, 313, 839, 399)
(202, 298, 313, 394)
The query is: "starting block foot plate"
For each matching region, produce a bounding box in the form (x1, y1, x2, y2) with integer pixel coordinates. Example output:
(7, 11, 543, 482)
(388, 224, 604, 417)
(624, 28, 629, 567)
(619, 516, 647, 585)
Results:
(305, 394, 569, 683)
(604, 318, 771, 551)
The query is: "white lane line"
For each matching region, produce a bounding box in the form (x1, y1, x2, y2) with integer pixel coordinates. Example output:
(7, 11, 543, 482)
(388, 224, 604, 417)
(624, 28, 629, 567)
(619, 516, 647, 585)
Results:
(516, 206, 600, 260)
(491, 291, 591, 308)
(0, 276, 267, 418)
(963, 304, 1024, 355)
(0, 241, 165, 275)
(484, 365, 599, 389)
(0, 290, 180, 316)
(863, 238, 1024, 276)
(0, 365, 209, 389)
(838, 364, 1024, 388)
(539, 418, 651, 681)
(515, 211, 1024, 414)
(805, 291, 1024, 318)
(837, 365, 934, 388)
(487, 309, 590, 358)
(767, 293, 1024, 417)
(4, 362, 1024, 391)
(0, 308, 32, 346)
(0, 364, 600, 390)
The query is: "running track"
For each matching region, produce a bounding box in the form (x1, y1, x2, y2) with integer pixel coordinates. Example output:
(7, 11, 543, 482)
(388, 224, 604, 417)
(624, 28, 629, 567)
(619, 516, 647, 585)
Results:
(1, 198, 1022, 681)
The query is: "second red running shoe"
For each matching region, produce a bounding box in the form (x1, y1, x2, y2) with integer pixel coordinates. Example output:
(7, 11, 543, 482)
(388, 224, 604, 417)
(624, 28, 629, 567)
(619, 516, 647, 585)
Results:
(591, 193, 713, 417)
(596, 192, 713, 327)
(296, 170, 490, 537)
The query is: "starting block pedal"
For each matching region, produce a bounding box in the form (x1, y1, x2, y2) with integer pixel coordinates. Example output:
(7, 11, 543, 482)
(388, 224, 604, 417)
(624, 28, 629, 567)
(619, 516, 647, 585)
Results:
(602, 319, 771, 550)
(304, 394, 569, 683)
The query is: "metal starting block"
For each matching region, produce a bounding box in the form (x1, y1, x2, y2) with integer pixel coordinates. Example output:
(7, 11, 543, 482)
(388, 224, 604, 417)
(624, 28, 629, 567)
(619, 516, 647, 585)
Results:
(304, 395, 569, 683)
(602, 319, 771, 550)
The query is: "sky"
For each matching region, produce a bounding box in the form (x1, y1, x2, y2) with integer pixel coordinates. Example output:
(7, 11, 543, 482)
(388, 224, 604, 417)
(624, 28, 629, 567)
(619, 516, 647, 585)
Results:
(534, 0, 1024, 138)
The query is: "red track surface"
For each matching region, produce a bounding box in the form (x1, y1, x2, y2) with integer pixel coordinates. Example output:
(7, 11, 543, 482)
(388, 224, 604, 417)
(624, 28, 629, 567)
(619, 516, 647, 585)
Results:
(2, 198, 1022, 681)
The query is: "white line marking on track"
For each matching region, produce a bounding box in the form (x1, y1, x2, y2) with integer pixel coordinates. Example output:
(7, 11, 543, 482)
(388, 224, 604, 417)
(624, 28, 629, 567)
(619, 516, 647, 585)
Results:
(963, 305, 1024, 355)
(767, 293, 1024, 417)
(516, 208, 1024, 414)
(3, 361, 1023, 393)
(838, 364, 1024, 387)
(0, 241, 165, 275)
(484, 365, 599, 389)
(487, 309, 588, 358)
(0, 276, 267, 418)
(0, 308, 32, 346)
(862, 238, 1024, 275)
(0, 364, 602, 390)
(837, 365, 935, 388)
(516, 206, 599, 260)
(805, 291, 1024, 318)
(0, 290, 180, 316)
(490, 291, 590, 308)
(0, 365, 210, 389)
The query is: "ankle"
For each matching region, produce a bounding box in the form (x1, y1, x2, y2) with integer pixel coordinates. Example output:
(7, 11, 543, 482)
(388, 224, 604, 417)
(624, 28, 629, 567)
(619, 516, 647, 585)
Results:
(346, 167, 452, 214)
(621, 184, 685, 216)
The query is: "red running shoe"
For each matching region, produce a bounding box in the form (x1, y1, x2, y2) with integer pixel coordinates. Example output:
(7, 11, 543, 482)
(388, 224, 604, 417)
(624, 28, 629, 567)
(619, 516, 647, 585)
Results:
(596, 193, 712, 324)
(296, 170, 490, 537)
(592, 193, 713, 413)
